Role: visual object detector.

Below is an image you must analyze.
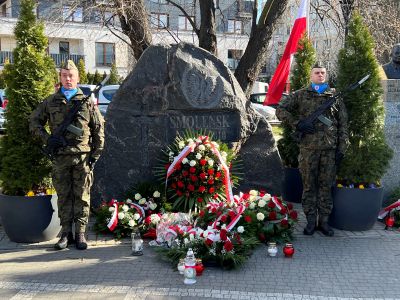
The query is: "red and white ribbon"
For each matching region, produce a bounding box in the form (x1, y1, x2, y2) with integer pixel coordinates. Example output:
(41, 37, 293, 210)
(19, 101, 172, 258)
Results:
(107, 200, 118, 232)
(272, 196, 285, 211)
(131, 203, 145, 221)
(378, 199, 400, 219)
(226, 205, 246, 231)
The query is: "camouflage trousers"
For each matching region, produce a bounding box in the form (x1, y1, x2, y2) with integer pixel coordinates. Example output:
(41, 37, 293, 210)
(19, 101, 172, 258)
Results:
(52, 153, 93, 233)
(298, 148, 336, 217)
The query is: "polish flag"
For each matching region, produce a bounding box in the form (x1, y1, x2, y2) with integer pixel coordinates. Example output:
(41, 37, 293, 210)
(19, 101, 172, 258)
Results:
(264, 0, 308, 105)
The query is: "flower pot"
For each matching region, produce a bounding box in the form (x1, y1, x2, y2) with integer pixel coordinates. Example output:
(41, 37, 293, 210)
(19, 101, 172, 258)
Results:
(0, 193, 61, 243)
(329, 186, 383, 231)
(281, 167, 303, 203)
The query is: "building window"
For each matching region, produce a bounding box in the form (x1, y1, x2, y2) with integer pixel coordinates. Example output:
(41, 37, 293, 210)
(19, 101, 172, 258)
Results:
(1, 4, 6, 17)
(227, 49, 243, 70)
(59, 41, 70, 55)
(95, 42, 115, 66)
(178, 15, 194, 31)
(150, 13, 169, 29)
(227, 19, 242, 34)
(63, 5, 83, 22)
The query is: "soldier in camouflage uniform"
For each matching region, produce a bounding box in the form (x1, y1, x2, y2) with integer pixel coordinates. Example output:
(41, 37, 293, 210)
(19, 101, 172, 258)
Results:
(276, 63, 349, 237)
(30, 60, 104, 250)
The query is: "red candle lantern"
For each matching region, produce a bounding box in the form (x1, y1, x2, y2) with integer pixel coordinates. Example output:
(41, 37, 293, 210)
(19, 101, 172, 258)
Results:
(195, 259, 204, 276)
(385, 216, 395, 229)
(283, 243, 295, 258)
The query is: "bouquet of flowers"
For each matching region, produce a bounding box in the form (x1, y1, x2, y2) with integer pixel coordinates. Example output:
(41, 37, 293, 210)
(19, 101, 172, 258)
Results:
(94, 190, 162, 239)
(156, 133, 239, 212)
(238, 190, 298, 243)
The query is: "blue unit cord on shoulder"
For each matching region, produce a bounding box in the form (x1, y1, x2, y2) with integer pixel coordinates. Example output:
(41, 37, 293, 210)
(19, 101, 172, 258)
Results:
(61, 87, 78, 101)
(311, 83, 329, 94)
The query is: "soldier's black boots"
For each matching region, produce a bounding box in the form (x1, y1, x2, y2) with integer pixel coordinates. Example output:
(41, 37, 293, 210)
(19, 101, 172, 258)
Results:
(318, 216, 334, 236)
(303, 215, 317, 235)
(54, 232, 75, 250)
(76, 232, 88, 250)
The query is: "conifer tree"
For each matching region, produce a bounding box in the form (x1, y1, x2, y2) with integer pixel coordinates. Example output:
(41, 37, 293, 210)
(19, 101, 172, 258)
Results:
(87, 72, 93, 84)
(0, 0, 55, 195)
(277, 34, 316, 168)
(108, 63, 119, 84)
(336, 12, 392, 184)
(77, 58, 88, 84)
(93, 69, 102, 85)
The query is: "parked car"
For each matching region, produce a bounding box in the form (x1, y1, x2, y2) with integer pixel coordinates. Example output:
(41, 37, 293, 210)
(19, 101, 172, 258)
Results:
(77, 84, 98, 105)
(249, 92, 288, 122)
(0, 89, 8, 109)
(0, 107, 6, 132)
(98, 85, 120, 115)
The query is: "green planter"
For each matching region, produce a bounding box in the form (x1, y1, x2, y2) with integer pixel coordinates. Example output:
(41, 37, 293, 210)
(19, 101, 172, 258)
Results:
(329, 186, 383, 231)
(0, 194, 61, 243)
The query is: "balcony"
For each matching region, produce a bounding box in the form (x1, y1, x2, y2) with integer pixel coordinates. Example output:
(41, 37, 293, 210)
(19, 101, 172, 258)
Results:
(0, 51, 84, 67)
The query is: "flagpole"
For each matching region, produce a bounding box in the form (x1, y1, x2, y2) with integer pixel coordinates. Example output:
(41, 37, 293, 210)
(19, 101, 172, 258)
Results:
(306, 0, 310, 36)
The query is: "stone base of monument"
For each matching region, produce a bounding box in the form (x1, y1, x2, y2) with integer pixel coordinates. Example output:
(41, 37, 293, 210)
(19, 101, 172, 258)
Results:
(329, 186, 383, 231)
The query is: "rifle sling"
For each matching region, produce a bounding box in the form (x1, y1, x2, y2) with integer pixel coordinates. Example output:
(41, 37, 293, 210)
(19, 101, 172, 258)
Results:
(53, 100, 84, 137)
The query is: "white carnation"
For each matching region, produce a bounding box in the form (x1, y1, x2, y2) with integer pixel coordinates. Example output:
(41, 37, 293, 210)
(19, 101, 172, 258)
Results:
(258, 200, 266, 208)
(149, 203, 157, 210)
(198, 145, 206, 151)
(221, 151, 227, 157)
(153, 191, 161, 198)
(189, 233, 195, 241)
(178, 141, 185, 149)
(263, 194, 272, 201)
(184, 238, 190, 245)
(151, 214, 161, 224)
(256, 212, 265, 221)
(187, 138, 194, 144)
(182, 158, 189, 164)
(118, 212, 125, 220)
(134, 193, 142, 200)
(169, 151, 174, 157)
(133, 213, 140, 220)
(195, 153, 202, 160)
(126, 199, 133, 204)
(139, 198, 146, 205)
(237, 226, 245, 233)
(122, 205, 129, 212)
(249, 202, 256, 209)
(128, 220, 136, 227)
(208, 159, 214, 166)
(189, 160, 196, 167)
(108, 206, 115, 212)
(249, 190, 258, 196)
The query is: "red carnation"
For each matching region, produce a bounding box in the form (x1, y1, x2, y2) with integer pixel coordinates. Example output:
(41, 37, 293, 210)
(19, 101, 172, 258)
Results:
(171, 182, 177, 189)
(176, 190, 183, 196)
(280, 219, 289, 227)
(209, 187, 215, 194)
(176, 163, 182, 170)
(199, 172, 207, 180)
(200, 159, 207, 166)
(190, 175, 198, 182)
(244, 215, 252, 223)
(289, 211, 298, 220)
(220, 215, 228, 223)
(280, 207, 287, 214)
(213, 194, 219, 199)
(189, 167, 196, 174)
(269, 211, 277, 220)
(177, 181, 184, 188)
(224, 240, 234, 252)
(187, 184, 195, 192)
(259, 189, 266, 196)
(258, 232, 266, 242)
(220, 229, 228, 241)
(287, 203, 294, 210)
(197, 197, 203, 203)
(182, 170, 189, 177)
(207, 169, 214, 175)
(208, 179, 214, 185)
(216, 210, 222, 216)
(145, 216, 151, 225)
(199, 210, 205, 217)
(267, 201, 276, 208)
(215, 171, 221, 178)
(242, 193, 250, 200)
(205, 238, 213, 246)
(228, 210, 236, 218)
(198, 186, 206, 193)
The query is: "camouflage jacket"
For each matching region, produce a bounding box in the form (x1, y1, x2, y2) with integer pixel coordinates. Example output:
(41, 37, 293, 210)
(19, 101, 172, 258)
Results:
(29, 88, 104, 160)
(276, 85, 349, 153)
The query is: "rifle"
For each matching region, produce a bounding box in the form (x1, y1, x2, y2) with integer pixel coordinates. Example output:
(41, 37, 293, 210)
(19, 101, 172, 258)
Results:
(292, 74, 370, 142)
(44, 74, 110, 158)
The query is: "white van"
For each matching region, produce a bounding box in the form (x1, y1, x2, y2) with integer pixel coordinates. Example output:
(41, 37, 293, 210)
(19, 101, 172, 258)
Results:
(98, 85, 120, 115)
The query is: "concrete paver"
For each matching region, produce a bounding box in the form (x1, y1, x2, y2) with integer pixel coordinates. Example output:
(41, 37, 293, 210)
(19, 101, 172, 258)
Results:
(1, 203, 400, 299)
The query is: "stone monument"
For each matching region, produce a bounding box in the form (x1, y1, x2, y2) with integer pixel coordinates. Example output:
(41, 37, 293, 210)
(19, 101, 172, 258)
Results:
(382, 78, 400, 201)
(91, 43, 283, 205)
(382, 43, 400, 79)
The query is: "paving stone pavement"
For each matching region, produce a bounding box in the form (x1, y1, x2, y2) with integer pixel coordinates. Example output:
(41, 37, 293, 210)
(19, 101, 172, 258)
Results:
(1, 203, 400, 300)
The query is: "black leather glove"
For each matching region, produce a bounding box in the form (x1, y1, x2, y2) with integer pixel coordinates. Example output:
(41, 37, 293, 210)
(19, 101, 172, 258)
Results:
(296, 120, 315, 134)
(88, 156, 97, 170)
(46, 135, 64, 154)
(335, 151, 344, 166)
